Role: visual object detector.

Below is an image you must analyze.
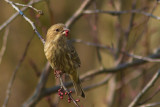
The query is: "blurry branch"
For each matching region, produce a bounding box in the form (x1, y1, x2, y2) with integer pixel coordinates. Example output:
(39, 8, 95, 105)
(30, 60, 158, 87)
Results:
(106, 75, 116, 107)
(0, 0, 42, 31)
(125, 53, 160, 62)
(139, 85, 160, 105)
(2, 36, 33, 107)
(22, 62, 51, 107)
(13, 2, 43, 14)
(138, 102, 160, 107)
(128, 70, 160, 107)
(4, 0, 45, 44)
(46, 51, 160, 93)
(83, 10, 160, 20)
(29, 52, 160, 104)
(127, 0, 136, 37)
(73, 39, 112, 51)
(73, 39, 160, 62)
(29, 60, 41, 77)
(116, 71, 142, 90)
(43, 73, 112, 97)
(0, 27, 9, 65)
(65, 0, 94, 28)
(83, 74, 112, 91)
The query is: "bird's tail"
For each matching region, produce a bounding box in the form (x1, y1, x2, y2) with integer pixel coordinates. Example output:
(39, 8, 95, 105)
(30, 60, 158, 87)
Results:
(69, 72, 85, 98)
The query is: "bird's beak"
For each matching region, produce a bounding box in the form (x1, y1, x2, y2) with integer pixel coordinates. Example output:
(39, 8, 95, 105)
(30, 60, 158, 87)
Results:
(63, 27, 70, 37)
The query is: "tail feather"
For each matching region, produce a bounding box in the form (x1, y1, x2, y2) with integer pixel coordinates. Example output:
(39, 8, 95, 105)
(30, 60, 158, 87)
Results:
(72, 78, 85, 98)
(69, 72, 85, 98)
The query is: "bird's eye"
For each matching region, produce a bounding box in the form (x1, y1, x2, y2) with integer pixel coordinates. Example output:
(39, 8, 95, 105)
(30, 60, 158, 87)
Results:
(55, 29, 59, 32)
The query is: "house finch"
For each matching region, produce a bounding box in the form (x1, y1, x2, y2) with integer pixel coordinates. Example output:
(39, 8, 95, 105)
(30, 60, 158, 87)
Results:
(44, 23, 85, 98)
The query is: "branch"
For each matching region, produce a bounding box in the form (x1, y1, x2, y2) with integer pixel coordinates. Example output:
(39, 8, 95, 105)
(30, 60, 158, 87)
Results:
(138, 102, 160, 107)
(21, 41, 160, 107)
(73, 39, 160, 62)
(83, 9, 160, 20)
(0, 0, 42, 31)
(42, 52, 160, 95)
(13, 2, 43, 14)
(4, 0, 45, 44)
(59, 75, 80, 107)
(139, 85, 160, 105)
(83, 74, 112, 91)
(0, 27, 9, 65)
(22, 62, 51, 107)
(65, 0, 94, 28)
(128, 70, 160, 107)
(2, 36, 33, 107)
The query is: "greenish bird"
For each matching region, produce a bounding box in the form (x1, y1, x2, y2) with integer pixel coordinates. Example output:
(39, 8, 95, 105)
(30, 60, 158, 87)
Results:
(44, 23, 85, 98)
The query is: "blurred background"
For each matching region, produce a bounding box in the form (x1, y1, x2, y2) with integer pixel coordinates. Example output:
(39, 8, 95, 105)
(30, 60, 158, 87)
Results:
(1, 0, 160, 107)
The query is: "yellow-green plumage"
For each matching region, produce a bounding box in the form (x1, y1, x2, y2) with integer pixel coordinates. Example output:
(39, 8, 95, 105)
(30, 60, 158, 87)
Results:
(44, 23, 85, 98)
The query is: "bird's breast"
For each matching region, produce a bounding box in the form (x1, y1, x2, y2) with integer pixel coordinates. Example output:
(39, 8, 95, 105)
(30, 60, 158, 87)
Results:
(44, 40, 71, 71)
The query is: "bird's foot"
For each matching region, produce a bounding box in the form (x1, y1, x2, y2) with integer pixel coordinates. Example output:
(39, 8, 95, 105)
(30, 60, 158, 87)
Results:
(54, 70, 62, 78)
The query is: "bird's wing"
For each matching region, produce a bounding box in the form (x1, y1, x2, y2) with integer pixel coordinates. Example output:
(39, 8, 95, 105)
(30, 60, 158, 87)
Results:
(67, 40, 81, 68)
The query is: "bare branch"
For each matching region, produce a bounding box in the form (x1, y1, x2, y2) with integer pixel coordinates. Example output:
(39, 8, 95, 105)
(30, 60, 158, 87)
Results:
(22, 62, 51, 107)
(83, 10, 160, 20)
(2, 36, 33, 107)
(128, 70, 160, 107)
(65, 0, 94, 28)
(20, 43, 160, 107)
(73, 39, 160, 62)
(139, 86, 160, 105)
(106, 75, 116, 107)
(13, 2, 43, 14)
(59, 75, 80, 107)
(0, 0, 42, 31)
(4, 0, 45, 44)
(0, 27, 9, 65)
(116, 71, 142, 90)
(35, 52, 160, 102)
(138, 102, 160, 107)
(82, 74, 112, 91)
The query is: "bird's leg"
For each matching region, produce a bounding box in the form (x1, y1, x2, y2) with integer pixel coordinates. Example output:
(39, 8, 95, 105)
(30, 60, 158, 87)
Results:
(54, 70, 62, 78)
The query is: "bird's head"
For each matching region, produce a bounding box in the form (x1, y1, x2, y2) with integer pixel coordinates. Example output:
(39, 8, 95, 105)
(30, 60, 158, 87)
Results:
(46, 23, 70, 42)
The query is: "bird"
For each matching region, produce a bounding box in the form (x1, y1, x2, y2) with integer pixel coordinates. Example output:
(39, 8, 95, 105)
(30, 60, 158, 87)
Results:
(44, 23, 85, 98)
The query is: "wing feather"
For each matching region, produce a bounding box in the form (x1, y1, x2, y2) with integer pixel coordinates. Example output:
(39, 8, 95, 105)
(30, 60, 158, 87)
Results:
(67, 40, 81, 68)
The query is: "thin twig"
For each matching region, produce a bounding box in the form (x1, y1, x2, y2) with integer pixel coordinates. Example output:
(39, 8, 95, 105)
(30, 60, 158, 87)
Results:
(4, 0, 45, 44)
(2, 35, 33, 107)
(106, 75, 116, 107)
(73, 39, 160, 62)
(0, 0, 42, 31)
(128, 70, 160, 107)
(83, 9, 160, 20)
(138, 85, 160, 105)
(22, 62, 51, 107)
(13, 2, 43, 14)
(29, 60, 41, 77)
(137, 102, 160, 107)
(125, 0, 137, 40)
(59, 75, 80, 107)
(83, 74, 112, 91)
(0, 27, 9, 65)
(116, 71, 142, 90)
(65, 0, 94, 28)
